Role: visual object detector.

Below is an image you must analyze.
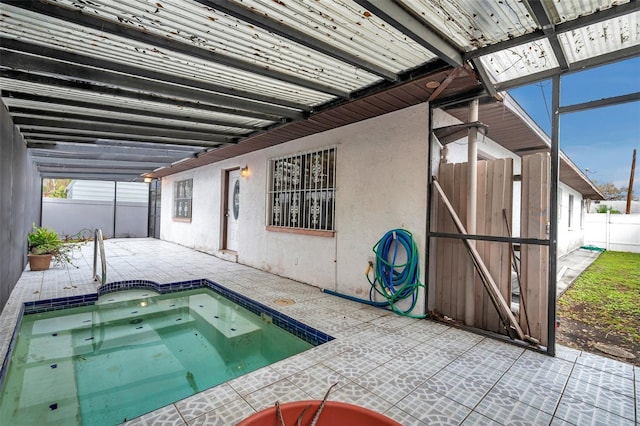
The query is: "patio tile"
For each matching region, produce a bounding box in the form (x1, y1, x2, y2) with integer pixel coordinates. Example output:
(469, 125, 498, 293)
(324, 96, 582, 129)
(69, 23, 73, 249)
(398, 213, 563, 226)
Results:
(575, 351, 636, 378)
(564, 376, 636, 421)
(175, 383, 241, 421)
(242, 378, 311, 412)
(488, 377, 563, 415)
(554, 395, 635, 426)
(549, 419, 577, 426)
(413, 344, 462, 367)
(285, 364, 351, 400)
(469, 338, 525, 360)
(569, 364, 635, 397)
(361, 338, 421, 362)
(4, 240, 639, 426)
(336, 321, 378, 338)
(124, 404, 185, 426)
(505, 360, 572, 393)
(475, 390, 553, 425)
(353, 366, 432, 405)
(328, 381, 394, 413)
(268, 350, 320, 377)
(383, 406, 428, 425)
(395, 385, 471, 425)
(384, 346, 445, 376)
(554, 345, 582, 362)
(186, 397, 256, 426)
(321, 351, 380, 380)
(443, 351, 514, 381)
(343, 307, 390, 322)
(423, 328, 485, 355)
(422, 369, 496, 409)
(516, 349, 576, 374)
(227, 366, 286, 397)
(460, 411, 501, 425)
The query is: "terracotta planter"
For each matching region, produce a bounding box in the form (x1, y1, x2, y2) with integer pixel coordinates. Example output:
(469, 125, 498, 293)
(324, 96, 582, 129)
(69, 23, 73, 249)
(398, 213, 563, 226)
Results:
(28, 253, 52, 271)
(237, 400, 401, 426)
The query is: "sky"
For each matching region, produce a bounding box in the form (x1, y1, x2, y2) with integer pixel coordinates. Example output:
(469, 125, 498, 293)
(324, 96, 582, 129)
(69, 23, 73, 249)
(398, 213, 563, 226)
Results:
(508, 56, 640, 188)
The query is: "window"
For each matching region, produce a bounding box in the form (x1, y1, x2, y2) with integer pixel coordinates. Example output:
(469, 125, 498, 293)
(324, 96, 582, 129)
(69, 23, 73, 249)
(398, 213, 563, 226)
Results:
(580, 199, 586, 228)
(267, 147, 336, 232)
(173, 179, 193, 220)
(558, 188, 563, 222)
(568, 194, 574, 228)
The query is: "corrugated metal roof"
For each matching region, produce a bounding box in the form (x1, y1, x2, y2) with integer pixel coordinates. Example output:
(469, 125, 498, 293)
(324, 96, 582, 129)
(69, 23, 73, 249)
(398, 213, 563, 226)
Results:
(558, 11, 640, 64)
(0, 78, 275, 129)
(38, 0, 389, 92)
(1, 3, 337, 106)
(550, 0, 629, 24)
(401, 0, 538, 51)
(226, 0, 439, 71)
(478, 38, 559, 84)
(0, 0, 637, 181)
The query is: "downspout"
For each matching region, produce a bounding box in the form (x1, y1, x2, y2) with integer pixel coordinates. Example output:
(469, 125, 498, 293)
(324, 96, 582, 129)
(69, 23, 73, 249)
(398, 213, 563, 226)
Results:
(466, 98, 479, 326)
(39, 176, 43, 226)
(425, 104, 434, 315)
(113, 181, 117, 238)
(548, 75, 561, 356)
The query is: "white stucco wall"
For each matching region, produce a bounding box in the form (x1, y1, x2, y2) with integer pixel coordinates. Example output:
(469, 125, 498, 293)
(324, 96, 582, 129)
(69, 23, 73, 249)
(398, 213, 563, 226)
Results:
(557, 182, 586, 256)
(161, 103, 430, 315)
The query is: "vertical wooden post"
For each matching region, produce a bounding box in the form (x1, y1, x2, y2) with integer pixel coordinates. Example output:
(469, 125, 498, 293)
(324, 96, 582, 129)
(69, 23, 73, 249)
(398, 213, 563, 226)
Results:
(466, 99, 479, 326)
(521, 153, 550, 346)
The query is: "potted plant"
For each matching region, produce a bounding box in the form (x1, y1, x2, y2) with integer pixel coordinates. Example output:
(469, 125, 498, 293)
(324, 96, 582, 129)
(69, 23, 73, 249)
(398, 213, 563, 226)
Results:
(27, 224, 78, 271)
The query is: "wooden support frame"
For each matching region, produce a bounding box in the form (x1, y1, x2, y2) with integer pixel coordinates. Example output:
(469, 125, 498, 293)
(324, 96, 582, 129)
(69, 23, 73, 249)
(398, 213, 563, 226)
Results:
(433, 178, 526, 341)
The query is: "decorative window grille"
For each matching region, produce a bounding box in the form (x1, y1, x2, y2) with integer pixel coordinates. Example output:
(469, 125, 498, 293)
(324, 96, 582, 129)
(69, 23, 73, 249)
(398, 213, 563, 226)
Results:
(173, 179, 193, 220)
(268, 147, 336, 231)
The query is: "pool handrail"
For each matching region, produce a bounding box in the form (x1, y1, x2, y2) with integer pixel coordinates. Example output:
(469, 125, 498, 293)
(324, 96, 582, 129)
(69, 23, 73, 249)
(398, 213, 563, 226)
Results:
(93, 228, 107, 285)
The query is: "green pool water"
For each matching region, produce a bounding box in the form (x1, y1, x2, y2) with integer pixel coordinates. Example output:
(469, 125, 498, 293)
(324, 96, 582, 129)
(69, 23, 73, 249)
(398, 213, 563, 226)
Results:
(0, 289, 312, 425)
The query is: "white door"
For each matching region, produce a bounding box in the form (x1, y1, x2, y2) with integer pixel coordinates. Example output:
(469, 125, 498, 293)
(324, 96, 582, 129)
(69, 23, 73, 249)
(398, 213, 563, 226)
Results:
(226, 169, 240, 251)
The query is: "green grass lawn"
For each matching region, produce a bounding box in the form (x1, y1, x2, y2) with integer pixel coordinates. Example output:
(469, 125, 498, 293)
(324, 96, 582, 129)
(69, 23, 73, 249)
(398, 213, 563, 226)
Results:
(557, 251, 640, 344)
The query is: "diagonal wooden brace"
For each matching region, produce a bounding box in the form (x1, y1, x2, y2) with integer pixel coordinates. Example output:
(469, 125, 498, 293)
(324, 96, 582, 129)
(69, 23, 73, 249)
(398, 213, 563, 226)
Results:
(433, 178, 525, 341)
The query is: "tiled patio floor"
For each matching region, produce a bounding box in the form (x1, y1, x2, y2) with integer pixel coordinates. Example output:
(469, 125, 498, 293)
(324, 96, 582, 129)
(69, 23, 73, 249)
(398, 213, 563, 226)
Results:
(1, 239, 637, 425)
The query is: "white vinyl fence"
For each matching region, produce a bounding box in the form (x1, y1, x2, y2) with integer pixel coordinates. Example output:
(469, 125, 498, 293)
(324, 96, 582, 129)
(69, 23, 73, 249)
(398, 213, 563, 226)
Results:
(42, 198, 148, 239)
(584, 212, 640, 253)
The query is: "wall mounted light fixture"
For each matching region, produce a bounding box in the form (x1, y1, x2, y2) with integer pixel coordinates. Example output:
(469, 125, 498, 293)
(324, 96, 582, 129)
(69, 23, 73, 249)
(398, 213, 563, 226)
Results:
(143, 177, 153, 183)
(240, 166, 249, 178)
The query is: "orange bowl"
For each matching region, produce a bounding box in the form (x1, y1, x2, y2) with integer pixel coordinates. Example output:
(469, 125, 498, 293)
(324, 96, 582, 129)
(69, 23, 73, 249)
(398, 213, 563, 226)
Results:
(237, 400, 401, 426)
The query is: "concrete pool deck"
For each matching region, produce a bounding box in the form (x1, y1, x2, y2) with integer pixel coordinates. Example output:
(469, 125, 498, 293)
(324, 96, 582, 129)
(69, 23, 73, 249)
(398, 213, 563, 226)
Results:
(1, 238, 637, 425)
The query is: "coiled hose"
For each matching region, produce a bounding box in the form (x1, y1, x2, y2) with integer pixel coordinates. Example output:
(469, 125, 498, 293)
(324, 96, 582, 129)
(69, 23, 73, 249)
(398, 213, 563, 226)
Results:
(323, 228, 425, 318)
(367, 229, 425, 318)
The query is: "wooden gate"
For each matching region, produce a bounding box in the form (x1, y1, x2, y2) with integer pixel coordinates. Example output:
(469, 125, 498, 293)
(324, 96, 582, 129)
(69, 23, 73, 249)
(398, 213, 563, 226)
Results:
(432, 154, 550, 345)
(433, 158, 513, 334)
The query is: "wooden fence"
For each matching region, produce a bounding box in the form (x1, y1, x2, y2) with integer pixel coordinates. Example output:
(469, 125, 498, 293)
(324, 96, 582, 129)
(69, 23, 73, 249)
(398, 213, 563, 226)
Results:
(432, 153, 550, 344)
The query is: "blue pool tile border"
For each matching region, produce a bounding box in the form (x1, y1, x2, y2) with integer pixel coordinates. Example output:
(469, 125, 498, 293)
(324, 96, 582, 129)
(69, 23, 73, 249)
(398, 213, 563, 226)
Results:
(98, 279, 334, 345)
(14, 276, 333, 344)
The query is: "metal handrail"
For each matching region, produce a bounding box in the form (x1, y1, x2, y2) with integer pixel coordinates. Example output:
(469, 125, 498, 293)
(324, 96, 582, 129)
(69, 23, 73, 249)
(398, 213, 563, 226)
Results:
(93, 229, 107, 285)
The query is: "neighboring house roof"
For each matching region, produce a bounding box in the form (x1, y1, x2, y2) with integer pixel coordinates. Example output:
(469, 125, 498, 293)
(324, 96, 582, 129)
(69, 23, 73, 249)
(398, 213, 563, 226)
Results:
(441, 93, 605, 200)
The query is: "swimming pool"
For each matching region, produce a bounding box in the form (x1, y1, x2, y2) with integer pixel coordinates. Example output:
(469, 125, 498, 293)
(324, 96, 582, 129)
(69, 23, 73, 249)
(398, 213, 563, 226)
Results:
(0, 279, 333, 425)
